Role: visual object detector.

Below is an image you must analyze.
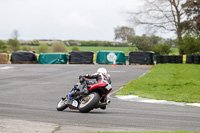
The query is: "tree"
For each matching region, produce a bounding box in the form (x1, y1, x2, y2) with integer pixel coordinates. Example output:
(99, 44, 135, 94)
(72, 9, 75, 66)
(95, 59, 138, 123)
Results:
(7, 30, 20, 52)
(114, 26, 135, 42)
(182, 0, 200, 33)
(7, 39, 20, 52)
(129, 34, 162, 51)
(180, 32, 200, 54)
(128, 0, 186, 54)
(11, 29, 20, 39)
(163, 38, 179, 47)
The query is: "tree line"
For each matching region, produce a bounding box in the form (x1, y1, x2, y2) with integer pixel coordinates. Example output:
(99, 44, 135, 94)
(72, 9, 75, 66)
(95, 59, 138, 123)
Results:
(122, 0, 200, 55)
(0, 35, 178, 54)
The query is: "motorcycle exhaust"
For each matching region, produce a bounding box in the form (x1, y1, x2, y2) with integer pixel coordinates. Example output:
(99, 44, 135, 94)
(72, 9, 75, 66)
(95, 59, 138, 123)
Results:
(96, 100, 111, 109)
(106, 100, 111, 104)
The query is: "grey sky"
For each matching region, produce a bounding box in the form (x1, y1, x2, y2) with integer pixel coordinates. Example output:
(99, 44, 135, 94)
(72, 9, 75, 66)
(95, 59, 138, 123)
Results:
(0, 0, 174, 41)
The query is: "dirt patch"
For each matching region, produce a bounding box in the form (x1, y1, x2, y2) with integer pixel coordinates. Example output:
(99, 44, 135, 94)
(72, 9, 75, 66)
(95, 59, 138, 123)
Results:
(0, 119, 58, 133)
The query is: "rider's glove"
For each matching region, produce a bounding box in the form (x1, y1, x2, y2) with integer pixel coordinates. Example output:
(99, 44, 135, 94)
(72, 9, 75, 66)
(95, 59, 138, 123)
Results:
(79, 75, 84, 83)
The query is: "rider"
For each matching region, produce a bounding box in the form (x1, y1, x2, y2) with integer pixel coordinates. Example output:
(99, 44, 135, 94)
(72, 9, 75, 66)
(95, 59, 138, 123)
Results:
(78, 68, 111, 95)
(68, 68, 111, 109)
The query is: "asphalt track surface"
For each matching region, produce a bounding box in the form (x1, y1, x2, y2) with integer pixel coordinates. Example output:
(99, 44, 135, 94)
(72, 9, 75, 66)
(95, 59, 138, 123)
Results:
(0, 64, 200, 132)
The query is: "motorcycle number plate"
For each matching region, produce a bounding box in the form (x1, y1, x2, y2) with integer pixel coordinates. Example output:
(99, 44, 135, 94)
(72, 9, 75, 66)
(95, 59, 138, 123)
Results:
(105, 84, 112, 90)
(72, 100, 78, 107)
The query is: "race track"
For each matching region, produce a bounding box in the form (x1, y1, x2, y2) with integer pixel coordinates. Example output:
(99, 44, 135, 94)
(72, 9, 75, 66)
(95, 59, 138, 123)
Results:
(0, 64, 200, 132)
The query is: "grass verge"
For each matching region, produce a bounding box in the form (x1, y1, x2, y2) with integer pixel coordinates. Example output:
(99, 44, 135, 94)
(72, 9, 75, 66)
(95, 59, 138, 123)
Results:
(84, 131, 200, 133)
(68, 46, 137, 55)
(116, 64, 200, 103)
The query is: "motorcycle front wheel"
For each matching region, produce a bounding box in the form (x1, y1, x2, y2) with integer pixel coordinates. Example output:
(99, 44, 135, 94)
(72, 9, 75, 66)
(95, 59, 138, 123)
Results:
(78, 92, 100, 113)
(56, 98, 68, 111)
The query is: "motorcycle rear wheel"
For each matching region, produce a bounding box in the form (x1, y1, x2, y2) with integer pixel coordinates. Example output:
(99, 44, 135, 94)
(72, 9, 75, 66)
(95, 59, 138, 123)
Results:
(56, 98, 68, 111)
(78, 92, 100, 113)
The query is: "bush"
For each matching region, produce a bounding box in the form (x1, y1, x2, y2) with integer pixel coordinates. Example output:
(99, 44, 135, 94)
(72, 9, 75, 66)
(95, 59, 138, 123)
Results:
(180, 33, 200, 54)
(129, 35, 162, 51)
(152, 44, 171, 55)
(71, 46, 80, 51)
(7, 39, 20, 52)
(38, 43, 48, 53)
(0, 40, 9, 53)
(22, 46, 32, 51)
(52, 41, 67, 52)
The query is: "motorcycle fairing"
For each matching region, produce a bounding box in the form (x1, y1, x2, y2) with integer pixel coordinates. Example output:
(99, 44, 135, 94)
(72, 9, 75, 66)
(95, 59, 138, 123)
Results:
(67, 99, 78, 109)
(101, 89, 112, 99)
(88, 82, 107, 91)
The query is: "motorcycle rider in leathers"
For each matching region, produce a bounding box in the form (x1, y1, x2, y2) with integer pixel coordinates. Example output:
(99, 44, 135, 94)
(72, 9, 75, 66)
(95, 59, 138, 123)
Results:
(68, 68, 111, 109)
(78, 68, 111, 109)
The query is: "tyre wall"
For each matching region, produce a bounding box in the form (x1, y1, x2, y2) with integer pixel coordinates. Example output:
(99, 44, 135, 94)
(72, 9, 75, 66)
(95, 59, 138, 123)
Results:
(186, 55, 200, 64)
(129, 51, 154, 65)
(156, 55, 183, 64)
(11, 52, 37, 64)
(156, 54, 200, 64)
(69, 51, 94, 64)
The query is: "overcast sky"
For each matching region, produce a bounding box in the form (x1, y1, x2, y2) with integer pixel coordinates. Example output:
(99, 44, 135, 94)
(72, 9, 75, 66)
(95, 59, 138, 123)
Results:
(0, 0, 174, 41)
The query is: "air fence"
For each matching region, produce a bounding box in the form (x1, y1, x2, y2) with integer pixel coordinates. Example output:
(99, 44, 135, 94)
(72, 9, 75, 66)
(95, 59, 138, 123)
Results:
(0, 51, 199, 65)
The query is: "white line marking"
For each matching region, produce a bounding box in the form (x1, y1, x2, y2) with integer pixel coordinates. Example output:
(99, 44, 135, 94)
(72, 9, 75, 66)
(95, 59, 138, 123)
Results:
(108, 71, 126, 73)
(0, 67, 14, 70)
(108, 70, 150, 99)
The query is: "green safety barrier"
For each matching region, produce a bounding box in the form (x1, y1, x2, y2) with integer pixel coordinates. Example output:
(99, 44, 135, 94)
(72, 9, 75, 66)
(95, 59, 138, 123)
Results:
(38, 53, 68, 64)
(96, 51, 126, 64)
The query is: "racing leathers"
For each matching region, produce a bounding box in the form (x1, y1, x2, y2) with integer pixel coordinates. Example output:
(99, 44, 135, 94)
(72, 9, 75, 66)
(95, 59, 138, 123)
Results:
(83, 73, 111, 84)
(78, 73, 111, 95)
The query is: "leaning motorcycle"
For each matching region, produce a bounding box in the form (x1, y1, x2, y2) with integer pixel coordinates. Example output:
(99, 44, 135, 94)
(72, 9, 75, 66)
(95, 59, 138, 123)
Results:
(56, 77, 112, 113)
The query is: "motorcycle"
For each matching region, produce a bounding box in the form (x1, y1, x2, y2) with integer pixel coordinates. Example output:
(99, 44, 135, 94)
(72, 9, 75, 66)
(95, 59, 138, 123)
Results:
(56, 76, 112, 113)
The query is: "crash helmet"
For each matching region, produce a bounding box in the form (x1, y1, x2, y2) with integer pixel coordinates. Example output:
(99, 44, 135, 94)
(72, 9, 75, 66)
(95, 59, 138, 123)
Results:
(97, 68, 107, 74)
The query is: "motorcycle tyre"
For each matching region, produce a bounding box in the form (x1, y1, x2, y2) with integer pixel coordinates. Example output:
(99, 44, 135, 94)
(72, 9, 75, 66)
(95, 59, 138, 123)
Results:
(56, 99, 68, 111)
(78, 92, 100, 113)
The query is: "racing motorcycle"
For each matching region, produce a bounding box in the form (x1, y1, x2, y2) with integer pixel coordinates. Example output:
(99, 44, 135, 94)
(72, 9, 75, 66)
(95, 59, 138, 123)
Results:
(56, 76, 112, 113)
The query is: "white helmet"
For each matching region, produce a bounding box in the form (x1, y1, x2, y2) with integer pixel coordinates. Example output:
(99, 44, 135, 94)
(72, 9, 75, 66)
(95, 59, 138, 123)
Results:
(97, 68, 107, 74)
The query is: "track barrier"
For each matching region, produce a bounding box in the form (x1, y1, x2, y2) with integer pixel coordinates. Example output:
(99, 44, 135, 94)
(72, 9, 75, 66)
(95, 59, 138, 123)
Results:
(38, 53, 68, 64)
(129, 51, 154, 65)
(11, 52, 37, 64)
(0, 53, 8, 64)
(96, 51, 126, 65)
(2, 50, 199, 65)
(69, 51, 94, 64)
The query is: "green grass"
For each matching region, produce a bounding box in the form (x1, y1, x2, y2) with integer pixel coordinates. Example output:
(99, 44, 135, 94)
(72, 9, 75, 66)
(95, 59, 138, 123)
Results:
(170, 48, 179, 55)
(20, 46, 137, 55)
(84, 131, 200, 133)
(20, 45, 179, 56)
(116, 64, 200, 103)
(68, 46, 137, 55)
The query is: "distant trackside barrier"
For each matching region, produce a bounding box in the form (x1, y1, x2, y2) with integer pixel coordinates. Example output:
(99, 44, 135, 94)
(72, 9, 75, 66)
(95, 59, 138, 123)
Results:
(69, 51, 94, 64)
(38, 53, 68, 64)
(129, 51, 154, 65)
(11, 52, 37, 64)
(96, 51, 126, 65)
(0, 53, 9, 64)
